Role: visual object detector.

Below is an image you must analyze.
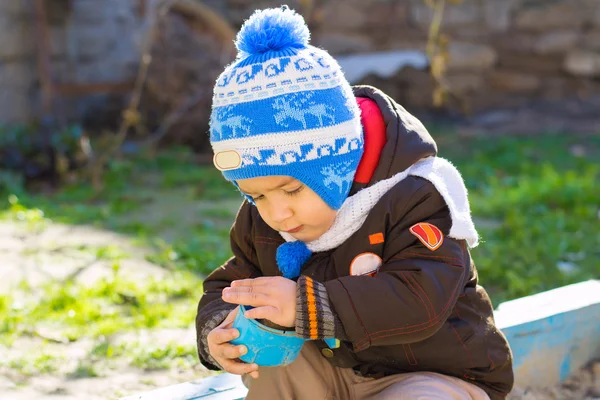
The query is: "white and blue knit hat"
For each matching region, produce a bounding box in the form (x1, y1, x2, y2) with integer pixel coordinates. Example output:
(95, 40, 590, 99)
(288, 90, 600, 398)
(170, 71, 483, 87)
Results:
(209, 6, 363, 210)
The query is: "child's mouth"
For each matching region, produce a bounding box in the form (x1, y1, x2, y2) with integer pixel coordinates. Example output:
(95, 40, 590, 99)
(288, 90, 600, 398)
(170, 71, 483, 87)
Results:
(285, 225, 303, 233)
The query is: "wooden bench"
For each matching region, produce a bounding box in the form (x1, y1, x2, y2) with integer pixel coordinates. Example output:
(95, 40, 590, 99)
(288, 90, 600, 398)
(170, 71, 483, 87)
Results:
(122, 279, 600, 400)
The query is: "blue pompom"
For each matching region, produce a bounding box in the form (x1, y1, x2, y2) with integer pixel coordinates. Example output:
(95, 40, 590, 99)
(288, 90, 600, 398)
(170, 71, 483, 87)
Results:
(235, 6, 310, 56)
(276, 241, 312, 279)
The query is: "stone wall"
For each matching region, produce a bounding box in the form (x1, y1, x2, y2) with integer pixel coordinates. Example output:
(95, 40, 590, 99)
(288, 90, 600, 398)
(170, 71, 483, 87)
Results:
(403, 0, 600, 112)
(200, 0, 600, 114)
(1, 0, 599, 124)
(0, 0, 147, 124)
(305, 0, 600, 113)
(0, 1, 37, 124)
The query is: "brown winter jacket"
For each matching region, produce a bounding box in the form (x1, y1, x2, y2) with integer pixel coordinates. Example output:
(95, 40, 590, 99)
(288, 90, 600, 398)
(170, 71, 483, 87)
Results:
(196, 86, 514, 399)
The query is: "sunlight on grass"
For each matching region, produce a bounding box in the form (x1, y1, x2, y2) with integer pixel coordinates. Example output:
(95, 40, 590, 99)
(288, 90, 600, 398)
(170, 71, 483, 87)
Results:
(125, 341, 198, 371)
(0, 349, 66, 376)
(0, 268, 202, 344)
(86, 339, 198, 372)
(0, 134, 598, 375)
(440, 134, 600, 302)
(69, 362, 101, 378)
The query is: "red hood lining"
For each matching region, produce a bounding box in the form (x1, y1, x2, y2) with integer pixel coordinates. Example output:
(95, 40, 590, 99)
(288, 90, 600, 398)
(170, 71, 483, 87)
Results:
(354, 97, 387, 184)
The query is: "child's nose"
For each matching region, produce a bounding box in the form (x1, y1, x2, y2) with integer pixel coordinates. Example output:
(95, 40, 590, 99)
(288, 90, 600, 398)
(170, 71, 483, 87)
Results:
(269, 202, 293, 223)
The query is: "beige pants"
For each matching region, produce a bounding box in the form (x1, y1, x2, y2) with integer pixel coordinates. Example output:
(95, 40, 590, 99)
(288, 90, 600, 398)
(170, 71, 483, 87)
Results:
(242, 342, 491, 400)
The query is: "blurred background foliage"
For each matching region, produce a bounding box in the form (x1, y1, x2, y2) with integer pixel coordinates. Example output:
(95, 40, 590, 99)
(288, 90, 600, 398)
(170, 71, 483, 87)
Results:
(1, 125, 597, 306)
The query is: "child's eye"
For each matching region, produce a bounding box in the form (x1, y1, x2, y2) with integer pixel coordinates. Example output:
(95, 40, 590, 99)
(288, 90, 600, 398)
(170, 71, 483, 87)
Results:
(252, 195, 265, 201)
(285, 186, 304, 196)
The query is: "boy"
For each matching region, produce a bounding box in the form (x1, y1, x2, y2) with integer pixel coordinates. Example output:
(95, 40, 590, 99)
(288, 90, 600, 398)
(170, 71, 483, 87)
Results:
(196, 6, 513, 400)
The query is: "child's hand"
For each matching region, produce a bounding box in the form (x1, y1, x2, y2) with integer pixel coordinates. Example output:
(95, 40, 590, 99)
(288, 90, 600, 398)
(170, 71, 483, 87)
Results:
(222, 277, 297, 328)
(206, 306, 259, 379)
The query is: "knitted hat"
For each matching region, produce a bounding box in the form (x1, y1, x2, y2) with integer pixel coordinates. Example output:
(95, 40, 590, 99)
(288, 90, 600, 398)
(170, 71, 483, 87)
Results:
(209, 6, 363, 210)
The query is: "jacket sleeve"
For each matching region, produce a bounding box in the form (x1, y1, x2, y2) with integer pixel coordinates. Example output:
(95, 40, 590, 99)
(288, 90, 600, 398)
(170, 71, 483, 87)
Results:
(195, 200, 263, 370)
(323, 180, 470, 352)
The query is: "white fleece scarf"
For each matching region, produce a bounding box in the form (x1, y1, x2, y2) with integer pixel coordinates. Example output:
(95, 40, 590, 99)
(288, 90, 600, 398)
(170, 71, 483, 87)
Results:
(279, 157, 479, 251)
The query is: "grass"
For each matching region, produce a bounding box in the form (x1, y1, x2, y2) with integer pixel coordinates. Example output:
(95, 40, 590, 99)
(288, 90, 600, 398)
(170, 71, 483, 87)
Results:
(0, 146, 238, 378)
(126, 341, 198, 370)
(0, 270, 199, 344)
(0, 133, 598, 378)
(88, 339, 198, 372)
(438, 133, 600, 301)
(1, 146, 238, 274)
(2, 352, 66, 376)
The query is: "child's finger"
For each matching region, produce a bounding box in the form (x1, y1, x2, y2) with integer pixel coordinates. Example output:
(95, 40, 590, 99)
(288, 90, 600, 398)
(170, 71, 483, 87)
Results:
(217, 343, 248, 360)
(243, 305, 279, 321)
(222, 290, 270, 306)
(209, 328, 239, 345)
(219, 358, 258, 376)
(231, 277, 274, 287)
(230, 279, 256, 287)
(225, 285, 274, 295)
(249, 370, 260, 379)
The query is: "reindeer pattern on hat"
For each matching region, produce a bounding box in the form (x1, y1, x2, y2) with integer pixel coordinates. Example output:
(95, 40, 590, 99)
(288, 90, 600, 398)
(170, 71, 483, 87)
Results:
(321, 161, 356, 194)
(273, 93, 336, 129)
(210, 106, 253, 141)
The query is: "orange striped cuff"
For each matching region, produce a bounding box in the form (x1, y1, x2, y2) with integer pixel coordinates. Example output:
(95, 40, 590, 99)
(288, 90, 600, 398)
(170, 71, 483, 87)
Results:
(296, 276, 345, 340)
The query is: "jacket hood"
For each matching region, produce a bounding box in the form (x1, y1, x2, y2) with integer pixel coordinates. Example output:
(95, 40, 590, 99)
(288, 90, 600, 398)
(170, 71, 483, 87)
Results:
(351, 85, 437, 191)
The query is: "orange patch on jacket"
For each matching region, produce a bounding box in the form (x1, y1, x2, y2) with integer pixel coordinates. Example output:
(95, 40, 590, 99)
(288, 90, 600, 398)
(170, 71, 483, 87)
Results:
(369, 232, 384, 245)
(409, 223, 444, 251)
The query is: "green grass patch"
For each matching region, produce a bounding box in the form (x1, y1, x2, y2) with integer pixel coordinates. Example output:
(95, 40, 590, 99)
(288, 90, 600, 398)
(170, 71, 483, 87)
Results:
(439, 134, 600, 302)
(123, 341, 198, 371)
(69, 362, 102, 378)
(145, 230, 232, 274)
(0, 349, 66, 376)
(87, 339, 197, 372)
(0, 268, 201, 344)
(0, 147, 238, 276)
(1, 146, 236, 226)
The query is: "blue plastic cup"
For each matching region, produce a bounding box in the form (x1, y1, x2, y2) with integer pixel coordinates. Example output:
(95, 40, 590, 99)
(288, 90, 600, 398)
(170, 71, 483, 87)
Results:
(230, 305, 306, 367)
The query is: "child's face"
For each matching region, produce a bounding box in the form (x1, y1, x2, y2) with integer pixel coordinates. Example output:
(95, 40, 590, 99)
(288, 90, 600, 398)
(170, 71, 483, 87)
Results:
(236, 176, 337, 242)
